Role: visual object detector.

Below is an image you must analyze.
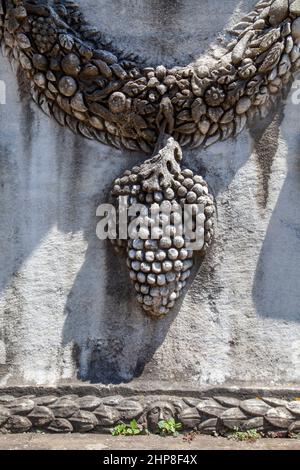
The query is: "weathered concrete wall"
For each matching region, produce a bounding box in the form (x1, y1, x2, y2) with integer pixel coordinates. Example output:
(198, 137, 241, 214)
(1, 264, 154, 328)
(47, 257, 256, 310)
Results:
(0, 0, 300, 387)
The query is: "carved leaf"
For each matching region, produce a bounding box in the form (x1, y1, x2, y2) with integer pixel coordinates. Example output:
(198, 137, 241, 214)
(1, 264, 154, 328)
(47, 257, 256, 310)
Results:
(39, 94, 52, 117)
(59, 34, 74, 51)
(175, 123, 197, 134)
(53, 104, 66, 126)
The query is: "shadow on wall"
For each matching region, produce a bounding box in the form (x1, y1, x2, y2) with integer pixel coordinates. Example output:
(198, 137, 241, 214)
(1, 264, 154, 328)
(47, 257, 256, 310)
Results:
(0, 96, 257, 385)
(251, 99, 300, 322)
(60, 141, 252, 385)
(2, 0, 298, 384)
(1, 84, 298, 385)
(62, 233, 208, 384)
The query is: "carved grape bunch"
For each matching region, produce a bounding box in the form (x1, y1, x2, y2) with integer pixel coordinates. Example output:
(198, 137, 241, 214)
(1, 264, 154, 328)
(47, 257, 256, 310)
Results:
(110, 137, 215, 318)
(1, 0, 300, 317)
(30, 15, 57, 53)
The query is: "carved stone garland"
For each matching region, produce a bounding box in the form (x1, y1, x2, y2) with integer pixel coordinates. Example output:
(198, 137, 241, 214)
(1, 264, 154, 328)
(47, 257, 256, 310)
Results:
(1, 0, 299, 151)
(0, 0, 300, 317)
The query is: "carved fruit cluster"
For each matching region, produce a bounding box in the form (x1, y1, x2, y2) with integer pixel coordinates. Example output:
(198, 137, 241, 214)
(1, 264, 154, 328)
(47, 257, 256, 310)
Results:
(110, 138, 215, 318)
(30, 16, 57, 53)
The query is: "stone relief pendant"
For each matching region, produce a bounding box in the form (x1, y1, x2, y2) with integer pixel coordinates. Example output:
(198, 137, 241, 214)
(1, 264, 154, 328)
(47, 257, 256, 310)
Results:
(110, 137, 215, 318)
(1, 0, 300, 318)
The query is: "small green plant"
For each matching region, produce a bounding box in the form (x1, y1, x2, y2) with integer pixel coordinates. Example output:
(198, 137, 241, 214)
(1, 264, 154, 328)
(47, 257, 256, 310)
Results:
(157, 418, 182, 437)
(228, 428, 261, 442)
(111, 419, 145, 436)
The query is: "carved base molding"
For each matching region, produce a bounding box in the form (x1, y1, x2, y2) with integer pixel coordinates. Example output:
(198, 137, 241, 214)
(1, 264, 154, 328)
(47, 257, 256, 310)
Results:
(1, 384, 300, 436)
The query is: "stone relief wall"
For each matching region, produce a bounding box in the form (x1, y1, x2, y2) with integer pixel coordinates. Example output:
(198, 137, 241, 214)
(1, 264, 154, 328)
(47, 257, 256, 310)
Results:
(1, 0, 300, 318)
(0, 0, 300, 393)
(110, 137, 215, 317)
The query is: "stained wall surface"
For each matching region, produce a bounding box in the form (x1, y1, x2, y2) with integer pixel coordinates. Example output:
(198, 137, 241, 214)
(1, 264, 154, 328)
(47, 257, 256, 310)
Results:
(0, 0, 300, 387)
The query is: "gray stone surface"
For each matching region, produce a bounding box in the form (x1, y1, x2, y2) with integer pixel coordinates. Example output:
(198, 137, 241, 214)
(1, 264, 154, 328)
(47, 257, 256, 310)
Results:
(0, 0, 300, 388)
(0, 433, 300, 451)
(82, 0, 258, 67)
